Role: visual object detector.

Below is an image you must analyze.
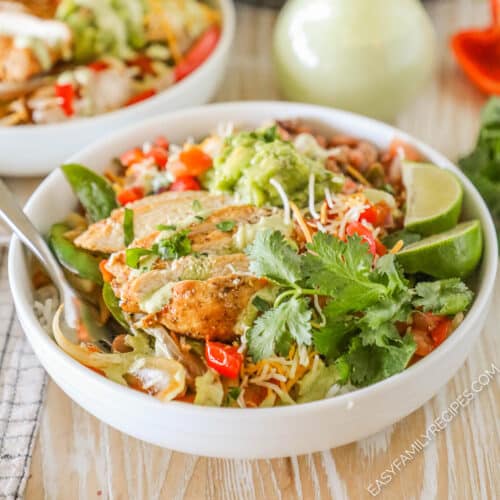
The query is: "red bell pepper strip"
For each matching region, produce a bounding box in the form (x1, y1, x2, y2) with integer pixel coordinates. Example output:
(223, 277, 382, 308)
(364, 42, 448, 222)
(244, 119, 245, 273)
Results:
(205, 340, 243, 379)
(174, 26, 221, 82)
(125, 89, 156, 107)
(451, 0, 500, 94)
(55, 83, 75, 116)
(117, 186, 144, 206)
(169, 176, 201, 192)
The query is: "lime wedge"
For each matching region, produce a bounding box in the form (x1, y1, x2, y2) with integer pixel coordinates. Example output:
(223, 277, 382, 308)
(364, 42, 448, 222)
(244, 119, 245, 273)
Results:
(396, 220, 483, 278)
(403, 162, 463, 236)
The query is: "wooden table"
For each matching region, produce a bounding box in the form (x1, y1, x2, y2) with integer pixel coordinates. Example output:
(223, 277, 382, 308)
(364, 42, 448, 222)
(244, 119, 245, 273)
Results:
(10, 1, 499, 498)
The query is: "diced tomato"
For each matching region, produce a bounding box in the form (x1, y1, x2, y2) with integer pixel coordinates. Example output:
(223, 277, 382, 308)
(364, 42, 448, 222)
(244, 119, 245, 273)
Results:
(360, 202, 392, 227)
(87, 60, 109, 72)
(154, 136, 169, 150)
(99, 259, 113, 283)
(359, 205, 378, 225)
(388, 138, 421, 161)
(430, 319, 452, 347)
(411, 328, 434, 357)
(178, 147, 213, 175)
(127, 54, 155, 75)
(117, 186, 144, 205)
(412, 311, 444, 332)
(205, 340, 243, 379)
(169, 176, 201, 192)
(174, 25, 221, 81)
(125, 89, 156, 107)
(345, 222, 376, 256)
(120, 147, 145, 167)
(145, 146, 168, 169)
(54, 83, 74, 116)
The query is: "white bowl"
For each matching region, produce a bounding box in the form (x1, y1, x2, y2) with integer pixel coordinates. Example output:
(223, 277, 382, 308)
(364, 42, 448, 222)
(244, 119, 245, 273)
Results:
(0, 0, 235, 177)
(8, 102, 498, 459)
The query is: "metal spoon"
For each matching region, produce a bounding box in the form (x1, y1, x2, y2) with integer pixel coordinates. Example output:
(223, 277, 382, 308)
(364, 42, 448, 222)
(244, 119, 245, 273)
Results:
(0, 178, 86, 330)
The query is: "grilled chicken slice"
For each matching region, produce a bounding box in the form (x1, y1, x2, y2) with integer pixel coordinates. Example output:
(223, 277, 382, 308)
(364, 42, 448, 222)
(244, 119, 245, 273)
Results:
(114, 253, 266, 341)
(104, 204, 275, 289)
(0, 6, 71, 83)
(128, 204, 274, 253)
(74, 191, 233, 254)
(149, 274, 267, 341)
(114, 253, 252, 313)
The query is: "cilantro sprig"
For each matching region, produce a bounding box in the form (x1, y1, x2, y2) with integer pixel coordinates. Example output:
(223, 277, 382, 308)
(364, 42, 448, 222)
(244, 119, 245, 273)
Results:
(245, 229, 474, 387)
(125, 230, 192, 269)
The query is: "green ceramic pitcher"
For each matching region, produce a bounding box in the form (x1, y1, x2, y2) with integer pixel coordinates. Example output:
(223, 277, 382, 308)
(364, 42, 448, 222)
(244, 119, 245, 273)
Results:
(273, 0, 436, 121)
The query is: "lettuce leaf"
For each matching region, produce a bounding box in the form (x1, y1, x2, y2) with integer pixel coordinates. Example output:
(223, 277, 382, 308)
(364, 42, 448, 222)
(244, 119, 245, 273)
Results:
(296, 359, 339, 403)
(194, 370, 224, 407)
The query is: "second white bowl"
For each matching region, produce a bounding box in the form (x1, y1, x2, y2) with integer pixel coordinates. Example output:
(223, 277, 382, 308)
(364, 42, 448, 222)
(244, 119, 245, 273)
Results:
(0, 0, 235, 177)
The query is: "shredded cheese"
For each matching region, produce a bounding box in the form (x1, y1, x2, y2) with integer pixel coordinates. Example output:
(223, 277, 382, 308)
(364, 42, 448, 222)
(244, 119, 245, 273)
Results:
(346, 165, 370, 186)
(320, 201, 328, 225)
(148, 0, 182, 63)
(308, 173, 320, 219)
(324, 187, 334, 208)
(290, 201, 312, 243)
(390, 239, 404, 254)
(269, 178, 291, 225)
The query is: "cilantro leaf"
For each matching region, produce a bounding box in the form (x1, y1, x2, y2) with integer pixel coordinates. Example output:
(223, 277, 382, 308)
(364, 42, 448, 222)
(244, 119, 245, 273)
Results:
(413, 278, 474, 315)
(247, 297, 312, 361)
(373, 254, 409, 294)
(303, 233, 386, 315)
(312, 304, 357, 362)
(246, 229, 302, 286)
(152, 230, 192, 260)
(359, 290, 412, 332)
(459, 97, 500, 247)
(342, 334, 416, 387)
(123, 208, 134, 246)
(216, 220, 236, 232)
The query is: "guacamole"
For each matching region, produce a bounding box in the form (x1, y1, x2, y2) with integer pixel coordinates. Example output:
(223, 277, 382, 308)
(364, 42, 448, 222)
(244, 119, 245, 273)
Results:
(208, 127, 339, 207)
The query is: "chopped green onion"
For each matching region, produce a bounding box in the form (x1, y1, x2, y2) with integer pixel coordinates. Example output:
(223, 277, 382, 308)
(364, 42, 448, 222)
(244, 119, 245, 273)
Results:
(125, 248, 153, 269)
(123, 208, 134, 246)
(156, 224, 177, 231)
(216, 220, 236, 232)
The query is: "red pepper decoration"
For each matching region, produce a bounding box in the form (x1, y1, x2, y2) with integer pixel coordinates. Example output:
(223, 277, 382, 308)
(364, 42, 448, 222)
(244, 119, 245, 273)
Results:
(451, 0, 500, 94)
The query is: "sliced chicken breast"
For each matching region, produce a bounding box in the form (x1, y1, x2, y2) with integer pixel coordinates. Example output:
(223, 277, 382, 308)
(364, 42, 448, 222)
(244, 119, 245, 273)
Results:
(75, 191, 233, 254)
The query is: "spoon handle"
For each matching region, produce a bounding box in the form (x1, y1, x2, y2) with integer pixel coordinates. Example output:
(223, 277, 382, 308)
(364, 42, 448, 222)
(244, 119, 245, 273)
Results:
(0, 179, 68, 296)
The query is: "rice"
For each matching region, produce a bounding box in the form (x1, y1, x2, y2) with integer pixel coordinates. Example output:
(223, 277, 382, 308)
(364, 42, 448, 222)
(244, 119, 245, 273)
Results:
(33, 285, 59, 334)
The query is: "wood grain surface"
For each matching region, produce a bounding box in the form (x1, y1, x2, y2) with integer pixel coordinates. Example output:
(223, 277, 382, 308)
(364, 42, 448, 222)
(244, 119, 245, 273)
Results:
(13, 1, 500, 498)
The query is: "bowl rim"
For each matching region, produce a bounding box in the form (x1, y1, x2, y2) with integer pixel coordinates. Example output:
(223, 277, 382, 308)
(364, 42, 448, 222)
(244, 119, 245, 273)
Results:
(0, 0, 235, 135)
(8, 100, 499, 419)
